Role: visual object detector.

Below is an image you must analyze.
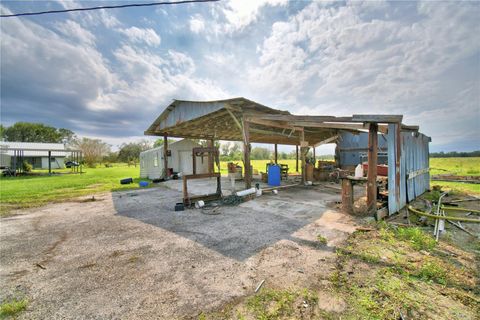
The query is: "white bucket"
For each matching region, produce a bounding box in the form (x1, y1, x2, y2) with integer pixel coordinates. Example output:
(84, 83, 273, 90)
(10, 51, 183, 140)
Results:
(256, 189, 263, 197)
(195, 200, 205, 208)
(272, 190, 278, 195)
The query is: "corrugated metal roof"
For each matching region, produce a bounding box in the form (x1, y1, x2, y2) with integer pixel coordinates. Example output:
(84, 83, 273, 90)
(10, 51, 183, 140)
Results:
(0, 142, 69, 157)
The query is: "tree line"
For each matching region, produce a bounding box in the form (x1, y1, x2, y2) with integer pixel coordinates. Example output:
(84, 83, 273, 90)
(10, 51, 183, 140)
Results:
(430, 151, 480, 158)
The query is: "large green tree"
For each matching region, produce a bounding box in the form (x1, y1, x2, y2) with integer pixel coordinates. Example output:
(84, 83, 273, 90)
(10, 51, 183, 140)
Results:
(71, 137, 110, 167)
(118, 140, 151, 163)
(3, 122, 75, 143)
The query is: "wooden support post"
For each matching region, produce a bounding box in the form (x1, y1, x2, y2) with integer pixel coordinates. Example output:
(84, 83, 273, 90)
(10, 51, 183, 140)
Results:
(208, 139, 214, 173)
(300, 131, 306, 184)
(341, 178, 354, 214)
(48, 150, 51, 174)
(295, 145, 299, 172)
(367, 123, 378, 214)
(313, 147, 316, 167)
(274, 144, 278, 164)
(243, 120, 252, 189)
(163, 134, 169, 178)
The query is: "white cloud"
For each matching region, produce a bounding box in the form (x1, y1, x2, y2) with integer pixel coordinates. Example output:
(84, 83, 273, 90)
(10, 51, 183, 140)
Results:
(189, 15, 205, 33)
(1, 8, 228, 138)
(54, 20, 96, 46)
(222, 0, 288, 32)
(248, 1, 479, 118)
(119, 26, 161, 47)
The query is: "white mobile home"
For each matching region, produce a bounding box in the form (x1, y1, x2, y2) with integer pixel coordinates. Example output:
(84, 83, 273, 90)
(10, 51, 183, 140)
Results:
(140, 139, 209, 179)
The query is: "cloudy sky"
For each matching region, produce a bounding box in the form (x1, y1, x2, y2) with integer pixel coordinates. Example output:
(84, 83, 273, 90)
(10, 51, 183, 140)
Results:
(1, 0, 479, 152)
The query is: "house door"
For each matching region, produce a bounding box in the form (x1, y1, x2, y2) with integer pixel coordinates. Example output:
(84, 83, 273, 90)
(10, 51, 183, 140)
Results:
(179, 151, 193, 175)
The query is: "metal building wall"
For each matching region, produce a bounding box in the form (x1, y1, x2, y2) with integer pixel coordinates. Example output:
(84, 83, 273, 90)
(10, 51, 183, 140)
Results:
(388, 124, 430, 214)
(337, 131, 388, 168)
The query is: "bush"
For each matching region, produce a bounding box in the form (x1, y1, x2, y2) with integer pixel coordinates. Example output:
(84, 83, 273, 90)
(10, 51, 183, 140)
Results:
(22, 161, 32, 172)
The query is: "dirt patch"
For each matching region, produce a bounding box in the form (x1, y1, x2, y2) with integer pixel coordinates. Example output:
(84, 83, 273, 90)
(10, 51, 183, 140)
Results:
(0, 185, 359, 319)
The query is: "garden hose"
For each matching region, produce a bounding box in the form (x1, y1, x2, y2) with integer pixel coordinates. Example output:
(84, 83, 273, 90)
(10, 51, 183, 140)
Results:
(441, 206, 480, 214)
(407, 206, 480, 223)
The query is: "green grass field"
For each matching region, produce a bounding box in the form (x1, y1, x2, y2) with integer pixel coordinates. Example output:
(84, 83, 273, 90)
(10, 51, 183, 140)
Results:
(1, 157, 478, 215)
(0, 164, 146, 215)
(429, 157, 480, 195)
(430, 157, 480, 176)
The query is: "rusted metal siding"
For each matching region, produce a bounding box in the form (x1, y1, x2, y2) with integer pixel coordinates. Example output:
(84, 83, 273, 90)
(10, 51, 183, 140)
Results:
(157, 101, 225, 130)
(388, 124, 430, 214)
(337, 131, 388, 168)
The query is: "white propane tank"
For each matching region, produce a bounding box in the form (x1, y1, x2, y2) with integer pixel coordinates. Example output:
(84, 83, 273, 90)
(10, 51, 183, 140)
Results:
(355, 164, 364, 178)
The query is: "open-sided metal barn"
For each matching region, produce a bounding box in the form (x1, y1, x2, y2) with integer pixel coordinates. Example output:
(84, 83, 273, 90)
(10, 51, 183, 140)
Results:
(145, 97, 430, 215)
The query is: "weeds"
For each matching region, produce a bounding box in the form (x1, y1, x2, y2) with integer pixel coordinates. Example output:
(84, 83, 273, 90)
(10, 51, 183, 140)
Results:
(415, 261, 448, 285)
(317, 234, 328, 245)
(394, 227, 436, 251)
(0, 298, 28, 318)
(246, 288, 314, 320)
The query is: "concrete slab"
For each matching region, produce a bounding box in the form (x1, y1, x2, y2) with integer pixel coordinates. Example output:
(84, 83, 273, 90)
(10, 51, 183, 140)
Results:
(114, 183, 349, 261)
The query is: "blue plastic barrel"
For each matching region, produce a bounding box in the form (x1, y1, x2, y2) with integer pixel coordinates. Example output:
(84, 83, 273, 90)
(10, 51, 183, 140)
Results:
(268, 164, 281, 186)
(139, 181, 149, 187)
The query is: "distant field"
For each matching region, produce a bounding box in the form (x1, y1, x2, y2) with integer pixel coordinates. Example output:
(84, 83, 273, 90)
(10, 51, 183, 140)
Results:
(430, 157, 480, 176)
(429, 157, 480, 195)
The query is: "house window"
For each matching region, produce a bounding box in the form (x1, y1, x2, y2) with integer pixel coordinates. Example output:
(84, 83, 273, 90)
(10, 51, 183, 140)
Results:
(50, 157, 56, 162)
(154, 154, 158, 167)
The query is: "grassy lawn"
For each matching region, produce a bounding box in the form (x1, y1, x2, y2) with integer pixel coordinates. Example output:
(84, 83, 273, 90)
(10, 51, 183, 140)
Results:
(0, 164, 147, 215)
(429, 157, 480, 195)
(430, 157, 480, 176)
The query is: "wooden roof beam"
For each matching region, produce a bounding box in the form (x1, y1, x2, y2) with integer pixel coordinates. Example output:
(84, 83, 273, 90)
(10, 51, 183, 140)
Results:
(314, 134, 340, 147)
(256, 114, 403, 124)
(351, 114, 403, 123)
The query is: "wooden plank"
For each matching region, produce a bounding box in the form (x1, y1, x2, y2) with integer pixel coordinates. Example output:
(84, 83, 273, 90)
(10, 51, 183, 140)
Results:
(183, 172, 221, 180)
(401, 124, 419, 131)
(367, 123, 378, 214)
(243, 119, 252, 189)
(274, 144, 278, 164)
(300, 130, 306, 183)
(296, 145, 299, 172)
(225, 107, 243, 132)
(314, 134, 339, 147)
(341, 179, 354, 214)
(352, 114, 403, 123)
(257, 114, 353, 122)
(243, 116, 301, 131)
(208, 139, 214, 173)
